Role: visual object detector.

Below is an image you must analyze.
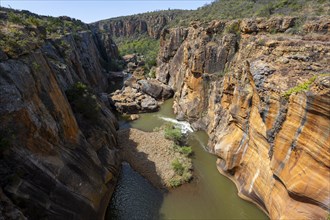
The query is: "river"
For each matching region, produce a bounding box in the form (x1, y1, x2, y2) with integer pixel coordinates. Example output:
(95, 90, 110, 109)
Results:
(106, 99, 268, 220)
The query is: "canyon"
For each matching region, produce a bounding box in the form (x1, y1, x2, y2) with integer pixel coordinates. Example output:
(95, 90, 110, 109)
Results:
(154, 16, 330, 219)
(1, 3, 330, 220)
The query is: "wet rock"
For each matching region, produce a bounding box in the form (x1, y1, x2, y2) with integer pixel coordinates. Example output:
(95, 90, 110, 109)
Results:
(129, 114, 140, 120)
(191, 118, 208, 131)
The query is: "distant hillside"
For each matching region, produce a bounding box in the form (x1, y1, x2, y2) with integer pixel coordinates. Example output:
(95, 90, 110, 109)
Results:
(93, 0, 330, 37)
(91, 0, 330, 76)
(190, 0, 330, 22)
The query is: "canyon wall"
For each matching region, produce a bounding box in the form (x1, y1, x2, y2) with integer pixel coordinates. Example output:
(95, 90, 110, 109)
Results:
(92, 11, 182, 39)
(0, 24, 120, 219)
(156, 17, 330, 219)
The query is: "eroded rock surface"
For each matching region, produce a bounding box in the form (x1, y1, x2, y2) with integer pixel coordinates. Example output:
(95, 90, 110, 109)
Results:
(92, 11, 181, 39)
(110, 75, 173, 114)
(156, 16, 330, 219)
(111, 87, 159, 113)
(0, 26, 120, 220)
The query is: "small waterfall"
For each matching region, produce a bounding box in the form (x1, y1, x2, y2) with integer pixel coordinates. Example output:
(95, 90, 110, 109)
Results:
(158, 116, 194, 134)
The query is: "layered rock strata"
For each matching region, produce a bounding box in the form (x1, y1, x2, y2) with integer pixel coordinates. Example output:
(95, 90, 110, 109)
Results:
(92, 11, 182, 39)
(156, 16, 330, 219)
(0, 28, 120, 219)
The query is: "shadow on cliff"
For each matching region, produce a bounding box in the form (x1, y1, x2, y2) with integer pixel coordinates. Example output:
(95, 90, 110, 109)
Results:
(105, 128, 167, 220)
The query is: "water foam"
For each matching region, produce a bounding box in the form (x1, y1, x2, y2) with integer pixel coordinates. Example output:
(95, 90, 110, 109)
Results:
(158, 116, 193, 134)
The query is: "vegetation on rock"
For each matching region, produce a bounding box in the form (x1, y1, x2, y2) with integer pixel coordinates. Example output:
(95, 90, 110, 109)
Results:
(283, 74, 330, 99)
(66, 82, 100, 121)
(116, 35, 159, 73)
(283, 76, 317, 98)
(190, 0, 329, 22)
(173, 144, 193, 156)
(170, 158, 192, 187)
(160, 123, 193, 187)
(0, 8, 88, 58)
(164, 126, 183, 143)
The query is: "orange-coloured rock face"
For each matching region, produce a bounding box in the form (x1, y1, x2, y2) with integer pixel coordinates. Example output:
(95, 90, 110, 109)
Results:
(157, 17, 330, 219)
(0, 28, 120, 219)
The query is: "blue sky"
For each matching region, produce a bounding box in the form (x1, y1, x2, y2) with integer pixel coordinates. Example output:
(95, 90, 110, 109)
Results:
(0, 0, 213, 23)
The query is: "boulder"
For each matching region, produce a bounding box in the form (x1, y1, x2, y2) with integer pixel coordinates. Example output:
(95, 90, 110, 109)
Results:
(129, 114, 140, 121)
(122, 54, 137, 63)
(141, 96, 158, 111)
(138, 79, 174, 100)
(110, 87, 159, 114)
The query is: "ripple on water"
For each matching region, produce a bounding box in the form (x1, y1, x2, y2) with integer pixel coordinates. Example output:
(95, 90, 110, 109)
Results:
(106, 163, 163, 220)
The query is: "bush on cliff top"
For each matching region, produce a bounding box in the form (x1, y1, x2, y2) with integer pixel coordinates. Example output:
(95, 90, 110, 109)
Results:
(0, 8, 88, 57)
(191, 0, 329, 22)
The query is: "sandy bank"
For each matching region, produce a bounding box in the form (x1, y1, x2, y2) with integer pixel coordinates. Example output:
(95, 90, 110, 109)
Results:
(117, 128, 192, 189)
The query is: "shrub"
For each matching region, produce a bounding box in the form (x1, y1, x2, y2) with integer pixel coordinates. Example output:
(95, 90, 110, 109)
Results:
(169, 177, 181, 187)
(164, 125, 183, 143)
(169, 158, 192, 187)
(179, 146, 193, 156)
(173, 144, 193, 156)
(148, 67, 156, 78)
(26, 16, 41, 27)
(282, 75, 317, 99)
(224, 21, 241, 35)
(182, 172, 192, 182)
(66, 82, 100, 120)
(109, 59, 124, 71)
(8, 12, 23, 24)
(32, 62, 41, 71)
(171, 159, 185, 176)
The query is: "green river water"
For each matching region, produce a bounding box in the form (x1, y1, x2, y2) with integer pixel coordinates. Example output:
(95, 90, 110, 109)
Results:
(106, 99, 268, 220)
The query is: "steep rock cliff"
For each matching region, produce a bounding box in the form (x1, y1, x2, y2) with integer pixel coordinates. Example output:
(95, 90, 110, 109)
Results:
(156, 16, 330, 219)
(92, 11, 182, 39)
(0, 11, 121, 219)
